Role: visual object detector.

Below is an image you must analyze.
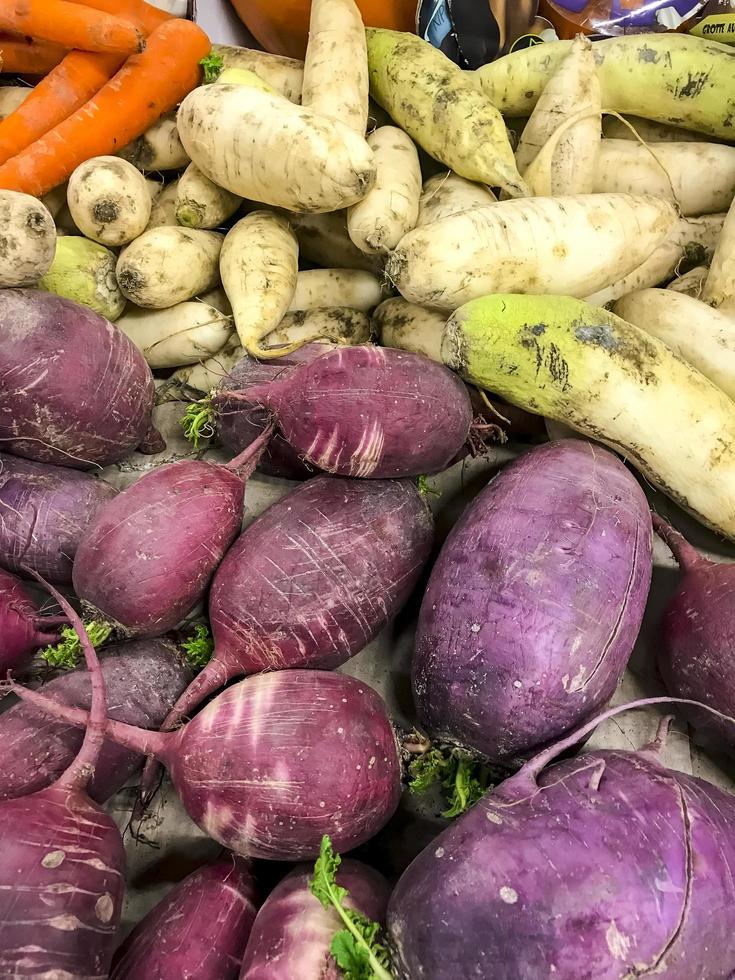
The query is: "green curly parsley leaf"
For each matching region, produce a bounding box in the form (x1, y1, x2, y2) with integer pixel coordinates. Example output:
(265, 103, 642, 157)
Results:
(40, 621, 113, 670)
(181, 624, 214, 670)
(409, 746, 492, 818)
(180, 397, 215, 448)
(200, 51, 225, 83)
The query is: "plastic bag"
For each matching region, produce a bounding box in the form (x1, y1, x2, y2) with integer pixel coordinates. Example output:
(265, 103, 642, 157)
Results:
(538, 0, 730, 38)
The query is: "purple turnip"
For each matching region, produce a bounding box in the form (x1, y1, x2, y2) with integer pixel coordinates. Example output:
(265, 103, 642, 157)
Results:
(72, 428, 272, 638)
(413, 440, 652, 764)
(218, 343, 332, 479)
(240, 860, 390, 980)
(653, 514, 735, 752)
(152, 475, 433, 748)
(388, 699, 735, 979)
(0, 638, 191, 803)
(0, 452, 117, 582)
(111, 856, 258, 980)
(0, 567, 65, 674)
(0, 577, 125, 977)
(0, 289, 162, 469)
(9, 670, 403, 861)
(219, 345, 473, 478)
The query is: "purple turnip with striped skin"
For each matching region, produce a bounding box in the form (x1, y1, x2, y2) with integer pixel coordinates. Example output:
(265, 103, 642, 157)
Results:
(111, 856, 258, 980)
(151, 475, 434, 749)
(0, 567, 65, 674)
(0, 452, 117, 583)
(0, 578, 125, 978)
(413, 440, 653, 764)
(0, 289, 162, 469)
(387, 700, 735, 980)
(0, 639, 191, 804)
(653, 515, 735, 752)
(11, 670, 403, 861)
(219, 345, 473, 478)
(240, 861, 390, 980)
(218, 343, 332, 479)
(72, 428, 272, 637)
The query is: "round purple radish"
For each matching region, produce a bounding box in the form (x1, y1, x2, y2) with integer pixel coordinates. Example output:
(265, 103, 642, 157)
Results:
(218, 343, 332, 479)
(0, 567, 64, 674)
(219, 345, 473, 478)
(240, 861, 390, 979)
(414, 440, 652, 763)
(72, 450, 260, 637)
(12, 670, 403, 861)
(156, 475, 433, 739)
(0, 452, 117, 583)
(0, 639, 191, 803)
(0, 580, 125, 978)
(111, 856, 258, 980)
(388, 702, 735, 980)
(653, 515, 735, 752)
(0, 289, 162, 469)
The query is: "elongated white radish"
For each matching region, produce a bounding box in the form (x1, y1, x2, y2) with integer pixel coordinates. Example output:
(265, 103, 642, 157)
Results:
(119, 111, 190, 172)
(594, 140, 735, 217)
(172, 334, 244, 393)
(516, 35, 601, 194)
(373, 297, 446, 361)
(302, 0, 368, 136)
(703, 198, 735, 308)
(288, 269, 383, 313)
(146, 179, 179, 229)
(197, 286, 231, 315)
(347, 126, 421, 254)
(613, 288, 735, 401)
(117, 301, 233, 369)
(523, 108, 601, 197)
(289, 210, 383, 274)
(584, 213, 725, 307)
(116, 227, 223, 309)
(602, 115, 724, 143)
(67, 156, 151, 246)
(667, 266, 708, 298)
(175, 163, 242, 229)
(220, 211, 298, 358)
(416, 172, 496, 228)
(388, 194, 678, 311)
(264, 308, 371, 348)
(177, 78, 375, 213)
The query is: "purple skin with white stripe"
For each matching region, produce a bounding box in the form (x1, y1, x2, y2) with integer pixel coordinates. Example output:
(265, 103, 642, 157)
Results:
(218, 343, 331, 479)
(387, 708, 735, 979)
(10, 670, 403, 861)
(111, 856, 258, 980)
(0, 639, 191, 803)
(240, 861, 390, 979)
(653, 516, 735, 752)
(72, 459, 246, 638)
(0, 289, 162, 469)
(151, 474, 434, 745)
(218, 344, 473, 478)
(0, 567, 64, 674)
(413, 440, 652, 763)
(0, 452, 117, 583)
(0, 581, 125, 979)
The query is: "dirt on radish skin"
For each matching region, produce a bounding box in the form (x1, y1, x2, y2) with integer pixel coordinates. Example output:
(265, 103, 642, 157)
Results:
(111, 856, 258, 980)
(9, 670, 403, 861)
(0, 289, 162, 469)
(218, 344, 473, 478)
(0, 567, 63, 674)
(0, 452, 117, 583)
(0, 639, 191, 804)
(0, 578, 125, 978)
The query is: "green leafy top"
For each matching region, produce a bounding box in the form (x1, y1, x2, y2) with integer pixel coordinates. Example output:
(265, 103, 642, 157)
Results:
(181, 624, 214, 670)
(40, 621, 113, 670)
(416, 475, 440, 498)
(180, 398, 215, 448)
(409, 746, 492, 818)
(200, 51, 224, 83)
(309, 836, 394, 980)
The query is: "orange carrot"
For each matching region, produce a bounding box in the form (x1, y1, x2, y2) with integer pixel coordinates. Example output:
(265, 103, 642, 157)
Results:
(0, 32, 67, 73)
(67, 0, 171, 35)
(0, 18, 210, 197)
(0, 50, 122, 165)
(0, 2, 171, 167)
(0, 0, 145, 56)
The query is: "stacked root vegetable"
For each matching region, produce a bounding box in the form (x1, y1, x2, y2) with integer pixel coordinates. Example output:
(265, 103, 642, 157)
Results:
(1, 0, 735, 975)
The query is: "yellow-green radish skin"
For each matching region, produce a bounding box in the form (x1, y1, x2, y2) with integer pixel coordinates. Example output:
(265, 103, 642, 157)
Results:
(37, 236, 125, 320)
(212, 44, 304, 103)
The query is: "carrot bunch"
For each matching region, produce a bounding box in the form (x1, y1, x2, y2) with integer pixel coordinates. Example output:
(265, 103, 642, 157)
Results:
(0, 0, 210, 196)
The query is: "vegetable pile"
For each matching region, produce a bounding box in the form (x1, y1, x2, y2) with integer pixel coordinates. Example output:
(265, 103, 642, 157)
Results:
(0, 0, 734, 975)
